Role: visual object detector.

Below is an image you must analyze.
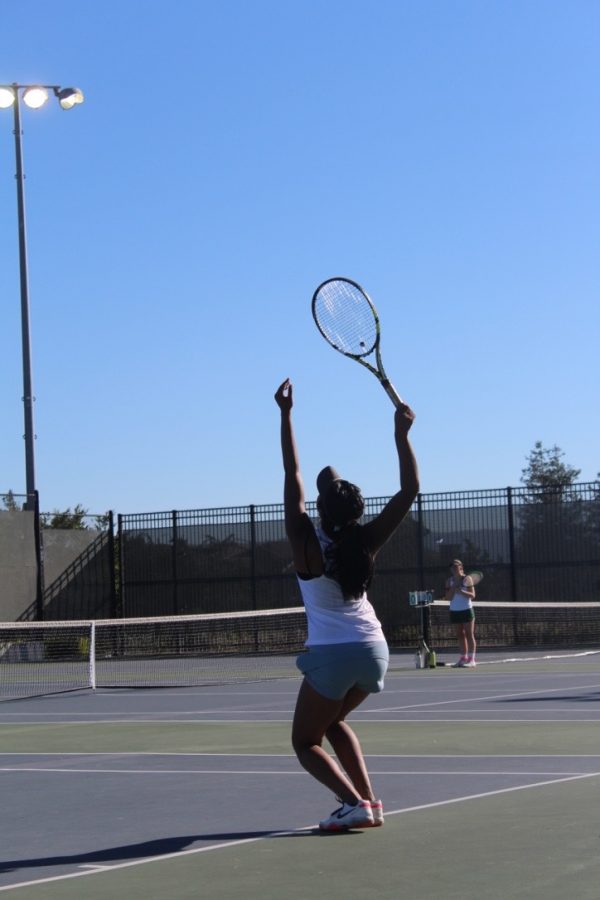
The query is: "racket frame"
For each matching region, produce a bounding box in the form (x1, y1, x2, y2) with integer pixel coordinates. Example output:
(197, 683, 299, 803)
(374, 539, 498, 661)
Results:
(466, 571, 484, 586)
(311, 277, 403, 407)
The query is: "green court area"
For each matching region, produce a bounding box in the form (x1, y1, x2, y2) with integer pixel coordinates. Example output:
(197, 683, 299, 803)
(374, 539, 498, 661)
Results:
(1, 719, 600, 756)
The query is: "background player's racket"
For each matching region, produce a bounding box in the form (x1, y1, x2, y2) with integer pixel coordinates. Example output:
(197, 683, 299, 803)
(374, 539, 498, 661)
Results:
(466, 571, 484, 586)
(311, 277, 403, 407)
(438, 571, 483, 601)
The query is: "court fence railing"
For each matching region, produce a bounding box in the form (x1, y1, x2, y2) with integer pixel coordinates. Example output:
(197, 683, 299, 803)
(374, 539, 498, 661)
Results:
(115, 483, 600, 625)
(3, 483, 599, 625)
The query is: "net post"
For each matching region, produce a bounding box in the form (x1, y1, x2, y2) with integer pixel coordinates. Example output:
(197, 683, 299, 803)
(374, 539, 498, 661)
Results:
(89, 621, 96, 691)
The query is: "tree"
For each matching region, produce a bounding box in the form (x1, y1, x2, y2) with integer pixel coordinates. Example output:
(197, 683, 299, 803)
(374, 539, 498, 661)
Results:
(41, 504, 89, 530)
(517, 443, 593, 601)
(521, 442, 580, 500)
(2, 490, 20, 511)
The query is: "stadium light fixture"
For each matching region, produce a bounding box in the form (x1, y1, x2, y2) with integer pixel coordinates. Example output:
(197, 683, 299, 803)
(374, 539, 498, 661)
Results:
(22, 87, 49, 109)
(0, 82, 85, 511)
(55, 87, 85, 110)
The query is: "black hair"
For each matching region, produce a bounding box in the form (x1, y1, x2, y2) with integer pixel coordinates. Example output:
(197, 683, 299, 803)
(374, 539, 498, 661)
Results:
(318, 481, 374, 600)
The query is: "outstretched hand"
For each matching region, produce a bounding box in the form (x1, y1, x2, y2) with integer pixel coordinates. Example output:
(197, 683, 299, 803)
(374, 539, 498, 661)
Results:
(394, 402, 415, 435)
(274, 378, 293, 412)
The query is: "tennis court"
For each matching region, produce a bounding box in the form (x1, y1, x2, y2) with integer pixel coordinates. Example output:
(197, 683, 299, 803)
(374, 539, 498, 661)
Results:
(2, 651, 599, 899)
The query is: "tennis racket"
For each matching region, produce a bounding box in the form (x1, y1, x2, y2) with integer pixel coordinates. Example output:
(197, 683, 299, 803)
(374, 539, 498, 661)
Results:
(439, 571, 483, 599)
(311, 277, 403, 407)
(466, 571, 484, 586)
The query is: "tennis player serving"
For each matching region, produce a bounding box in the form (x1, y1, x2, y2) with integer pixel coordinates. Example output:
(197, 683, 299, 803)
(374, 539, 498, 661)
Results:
(274, 378, 419, 831)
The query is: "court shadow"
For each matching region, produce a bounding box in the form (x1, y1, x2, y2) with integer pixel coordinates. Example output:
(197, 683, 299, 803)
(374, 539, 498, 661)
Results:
(0, 829, 324, 875)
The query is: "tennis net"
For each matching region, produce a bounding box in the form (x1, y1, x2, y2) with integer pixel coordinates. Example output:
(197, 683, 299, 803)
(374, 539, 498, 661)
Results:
(0, 607, 308, 701)
(422, 600, 600, 657)
(2, 601, 599, 700)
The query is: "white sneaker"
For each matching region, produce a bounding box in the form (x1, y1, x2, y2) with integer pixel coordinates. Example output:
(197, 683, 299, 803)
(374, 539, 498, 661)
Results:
(319, 799, 374, 831)
(453, 656, 469, 668)
(370, 799, 384, 827)
(463, 659, 476, 668)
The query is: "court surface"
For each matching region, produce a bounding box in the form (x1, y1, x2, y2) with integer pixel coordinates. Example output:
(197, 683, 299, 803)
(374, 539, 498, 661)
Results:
(1, 652, 599, 899)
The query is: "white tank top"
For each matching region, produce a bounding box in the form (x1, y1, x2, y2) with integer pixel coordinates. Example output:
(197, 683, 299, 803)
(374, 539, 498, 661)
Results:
(447, 577, 474, 612)
(296, 527, 385, 646)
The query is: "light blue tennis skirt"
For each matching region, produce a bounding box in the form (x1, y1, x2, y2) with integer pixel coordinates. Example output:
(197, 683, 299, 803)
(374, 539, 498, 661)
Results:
(296, 641, 390, 700)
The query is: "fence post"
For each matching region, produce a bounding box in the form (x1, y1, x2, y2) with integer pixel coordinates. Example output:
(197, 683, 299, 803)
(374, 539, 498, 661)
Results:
(172, 510, 179, 615)
(250, 504, 257, 610)
(416, 493, 424, 590)
(107, 511, 118, 618)
(32, 491, 45, 620)
(507, 486, 517, 603)
(117, 514, 124, 616)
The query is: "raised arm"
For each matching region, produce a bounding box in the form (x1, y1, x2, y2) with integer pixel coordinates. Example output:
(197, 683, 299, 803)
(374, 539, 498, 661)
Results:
(363, 403, 420, 556)
(274, 379, 322, 575)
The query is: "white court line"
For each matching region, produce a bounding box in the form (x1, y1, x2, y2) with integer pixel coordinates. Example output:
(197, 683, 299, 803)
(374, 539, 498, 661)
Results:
(1, 771, 599, 893)
(472, 651, 600, 664)
(1, 750, 600, 758)
(2, 684, 599, 723)
(1, 712, 301, 717)
(3, 703, 600, 717)
(77, 865, 112, 871)
(2, 715, 600, 724)
(2, 718, 600, 727)
(0, 766, 593, 776)
(370, 680, 600, 712)
(0, 767, 305, 775)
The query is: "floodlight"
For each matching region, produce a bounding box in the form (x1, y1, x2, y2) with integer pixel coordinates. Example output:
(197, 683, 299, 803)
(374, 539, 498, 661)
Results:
(22, 87, 49, 109)
(56, 87, 84, 110)
(0, 87, 15, 109)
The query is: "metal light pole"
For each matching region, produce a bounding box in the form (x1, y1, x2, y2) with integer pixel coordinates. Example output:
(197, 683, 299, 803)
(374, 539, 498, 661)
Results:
(0, 84, 84, 511)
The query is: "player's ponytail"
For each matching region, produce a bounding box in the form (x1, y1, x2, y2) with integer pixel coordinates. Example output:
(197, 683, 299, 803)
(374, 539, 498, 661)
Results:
(324, 522, 374, 599)
(319, 480, 373, 599)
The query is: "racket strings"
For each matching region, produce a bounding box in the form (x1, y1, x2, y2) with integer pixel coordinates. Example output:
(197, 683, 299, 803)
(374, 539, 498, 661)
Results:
(313, 281, 378, 356)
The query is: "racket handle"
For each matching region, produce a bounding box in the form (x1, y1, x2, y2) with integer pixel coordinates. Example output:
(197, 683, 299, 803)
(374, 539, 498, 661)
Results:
(381, 379, 404, 407)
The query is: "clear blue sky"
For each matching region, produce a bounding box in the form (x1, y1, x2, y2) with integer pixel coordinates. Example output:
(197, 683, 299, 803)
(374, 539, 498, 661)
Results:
(1, 0, 598, 516)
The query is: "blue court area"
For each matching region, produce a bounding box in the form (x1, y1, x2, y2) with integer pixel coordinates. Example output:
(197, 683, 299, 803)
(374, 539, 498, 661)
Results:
(1, 654, 600, 899)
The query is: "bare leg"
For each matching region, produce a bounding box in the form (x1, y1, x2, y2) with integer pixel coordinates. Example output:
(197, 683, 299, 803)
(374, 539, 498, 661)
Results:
(455, 624, 467, 657)
(291, 679, 368, 804)
(464, 619, 476, 657)
(325, 686, 374, 801)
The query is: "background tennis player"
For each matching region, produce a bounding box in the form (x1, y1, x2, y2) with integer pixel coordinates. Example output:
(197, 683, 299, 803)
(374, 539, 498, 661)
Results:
(444, 560, 477, 667)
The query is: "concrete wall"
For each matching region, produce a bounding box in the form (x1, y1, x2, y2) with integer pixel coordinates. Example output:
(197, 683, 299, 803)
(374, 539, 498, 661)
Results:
(0, 510, 37, 621)
(0, 513, 103, 620)
(42, 529, 102, 588)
